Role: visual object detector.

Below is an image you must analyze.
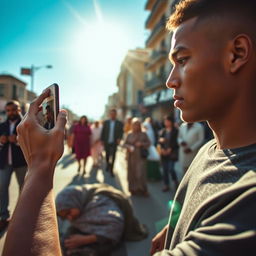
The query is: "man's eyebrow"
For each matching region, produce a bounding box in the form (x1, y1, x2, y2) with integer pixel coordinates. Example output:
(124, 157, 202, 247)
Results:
(169, 46, 187, 61)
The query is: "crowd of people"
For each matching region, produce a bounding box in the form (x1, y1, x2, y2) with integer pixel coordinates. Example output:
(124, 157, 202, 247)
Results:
(1, 0, 256, 255)
(65, 107, 211, 197)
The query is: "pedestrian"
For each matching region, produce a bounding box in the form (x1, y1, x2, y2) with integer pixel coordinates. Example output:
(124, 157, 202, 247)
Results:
(72, 115, 91, 175)
(100, 109, 123, 176)
(3, 1, 256, 255)
(143, 117, 162, 181)
(158, 115, 179, 192)
(123, 118, 151, 196)
(151, 0, 256, 255)
(56, 183, 148, 256)
(0, 101, 27, 233)
(177, 122, 204, 175)
(90, 120, 103, 167)
(123, 116, 132, 137)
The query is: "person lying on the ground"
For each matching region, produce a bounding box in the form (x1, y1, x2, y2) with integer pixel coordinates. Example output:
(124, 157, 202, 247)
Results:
(2, 89, 67, 256)
(56, 183, 148, 256)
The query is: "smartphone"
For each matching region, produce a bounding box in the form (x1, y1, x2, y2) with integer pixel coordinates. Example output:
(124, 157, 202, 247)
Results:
(37, 83, 59, 130)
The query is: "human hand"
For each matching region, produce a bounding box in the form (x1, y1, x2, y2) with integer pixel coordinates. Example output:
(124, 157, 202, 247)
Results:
(16, 89, 67, 175)
(159, 137, 165, 144)
(135, 141, 142, 147)
(8, 134, 17, 143)
(184, 147, 192, 154)
(0, 135, 8, 144)
(150, 225, 168, 255)
(64, 234, 87, 249)
(180, 141, 187, 147)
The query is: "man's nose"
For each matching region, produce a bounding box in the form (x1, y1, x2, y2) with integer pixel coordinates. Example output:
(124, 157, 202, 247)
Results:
(166, 68, 180, 89)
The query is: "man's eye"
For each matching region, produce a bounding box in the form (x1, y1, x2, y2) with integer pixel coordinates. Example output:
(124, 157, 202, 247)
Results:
(177, 57, 188, 65)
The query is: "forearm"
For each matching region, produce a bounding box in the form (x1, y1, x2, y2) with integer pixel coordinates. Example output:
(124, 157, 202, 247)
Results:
(83, 234, 97, 245)
(3, 165, 61, 256)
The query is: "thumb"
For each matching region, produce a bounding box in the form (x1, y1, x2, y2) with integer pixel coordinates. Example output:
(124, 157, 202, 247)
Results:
(55, 109, 67, 131)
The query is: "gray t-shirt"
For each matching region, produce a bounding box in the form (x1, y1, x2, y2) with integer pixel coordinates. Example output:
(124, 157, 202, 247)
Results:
(157, 139, 256, 256)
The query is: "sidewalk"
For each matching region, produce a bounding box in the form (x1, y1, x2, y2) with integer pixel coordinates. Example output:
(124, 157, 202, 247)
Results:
(0, 146, 179, 255)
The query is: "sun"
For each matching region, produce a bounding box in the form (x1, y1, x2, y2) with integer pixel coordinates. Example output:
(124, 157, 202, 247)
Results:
(70, 21, 131, 74)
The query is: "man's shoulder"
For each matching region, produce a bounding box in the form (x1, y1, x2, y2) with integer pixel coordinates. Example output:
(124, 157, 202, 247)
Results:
(0, 120, 8, 129)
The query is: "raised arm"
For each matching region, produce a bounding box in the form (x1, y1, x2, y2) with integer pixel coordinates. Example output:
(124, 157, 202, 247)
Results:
(3, 90, 67, 256)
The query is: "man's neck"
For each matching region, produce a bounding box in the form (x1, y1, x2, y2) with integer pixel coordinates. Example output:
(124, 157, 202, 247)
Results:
(208, 104, 256, 149)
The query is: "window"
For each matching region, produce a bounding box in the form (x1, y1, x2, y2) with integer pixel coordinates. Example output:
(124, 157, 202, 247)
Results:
(18, 87, 25, 98)
(12, 84, 17, 100)
(0, 84, 5, 97)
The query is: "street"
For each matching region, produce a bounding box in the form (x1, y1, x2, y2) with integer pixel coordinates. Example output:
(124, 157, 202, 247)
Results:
(0, 146, 180, 256)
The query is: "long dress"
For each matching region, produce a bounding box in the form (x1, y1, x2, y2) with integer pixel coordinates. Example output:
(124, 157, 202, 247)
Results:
(91, 125, 103, 165)
(73, 123, 91, 160)
(124, 131, 151, 195)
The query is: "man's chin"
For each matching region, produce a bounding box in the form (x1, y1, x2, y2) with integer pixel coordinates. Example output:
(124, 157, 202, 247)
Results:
(8, 116, 18, 121)
(180, 112, 205, 123)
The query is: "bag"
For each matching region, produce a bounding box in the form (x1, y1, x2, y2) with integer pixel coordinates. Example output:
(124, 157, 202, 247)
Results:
(147, 145, 160, 161)
(140, 147, 149, 158)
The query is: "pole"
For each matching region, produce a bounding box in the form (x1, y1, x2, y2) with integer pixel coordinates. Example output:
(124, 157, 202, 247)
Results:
(31, 65, 34, 92)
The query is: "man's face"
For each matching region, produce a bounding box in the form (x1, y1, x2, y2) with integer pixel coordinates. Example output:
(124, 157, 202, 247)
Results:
(5, 104, 20, 121)
(167, 17, 235, 123)
(109, 110, 117, 120)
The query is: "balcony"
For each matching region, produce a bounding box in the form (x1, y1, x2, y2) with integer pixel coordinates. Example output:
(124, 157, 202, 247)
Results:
(145, 73, 167, 89)
(146, 17, 167, 48)
(146, 49, 168, 69)
(145, 0, 157, 10)
(146, 0, 168, 29)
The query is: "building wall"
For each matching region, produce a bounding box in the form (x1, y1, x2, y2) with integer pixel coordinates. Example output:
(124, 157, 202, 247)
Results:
(143, 0, 177, 122)
(116, 48, 150, 121)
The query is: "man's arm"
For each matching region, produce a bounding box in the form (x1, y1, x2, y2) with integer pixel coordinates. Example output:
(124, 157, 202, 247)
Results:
(3, 90, 67, 256)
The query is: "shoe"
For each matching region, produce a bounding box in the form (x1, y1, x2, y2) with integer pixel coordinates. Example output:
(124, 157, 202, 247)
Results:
(0, 219, 9, 232)
(162, 186, 170, 192)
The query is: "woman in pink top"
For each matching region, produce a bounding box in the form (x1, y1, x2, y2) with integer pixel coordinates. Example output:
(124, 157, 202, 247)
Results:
(72, 116, 91, 175)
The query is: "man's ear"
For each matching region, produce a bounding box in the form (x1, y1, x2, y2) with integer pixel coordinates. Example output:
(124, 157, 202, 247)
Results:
(228, 34, 252, 74)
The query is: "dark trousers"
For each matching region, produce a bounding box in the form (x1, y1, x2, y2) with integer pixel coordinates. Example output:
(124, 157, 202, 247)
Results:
(104, 143, 117, 172)
(162, 159, 177, 186)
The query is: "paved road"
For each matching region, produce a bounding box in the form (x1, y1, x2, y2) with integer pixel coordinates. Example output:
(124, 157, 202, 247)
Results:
(0, 146, 182, 255)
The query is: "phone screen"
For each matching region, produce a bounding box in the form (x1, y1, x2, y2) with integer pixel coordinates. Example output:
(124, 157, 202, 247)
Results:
(37, 83, 59, 129)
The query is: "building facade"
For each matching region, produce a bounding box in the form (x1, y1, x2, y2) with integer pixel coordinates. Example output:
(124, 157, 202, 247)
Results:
(0, 74, 36, 119)
(116, 48, 150, 120)
(143, 0, 178, 121)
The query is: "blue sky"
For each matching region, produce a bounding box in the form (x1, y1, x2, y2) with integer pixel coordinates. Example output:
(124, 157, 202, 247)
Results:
(0, 0, 149, 119)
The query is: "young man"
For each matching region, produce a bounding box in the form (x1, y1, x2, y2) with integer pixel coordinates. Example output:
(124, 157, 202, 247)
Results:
(2, 0, 256, 255)
(151, 0, 256, 255)
(0, 101, 27, 232)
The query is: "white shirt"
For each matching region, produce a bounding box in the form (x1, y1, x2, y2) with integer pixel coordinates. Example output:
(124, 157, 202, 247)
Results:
(8, 120, 17, 165)
(108, 120, 115, 144)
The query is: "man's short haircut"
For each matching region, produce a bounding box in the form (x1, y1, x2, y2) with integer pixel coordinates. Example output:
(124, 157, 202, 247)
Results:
(110, 108, 117, 113)
(164, 115, 174, 123)
(5, 100, 20, 109)
(167, 0, 256, 40)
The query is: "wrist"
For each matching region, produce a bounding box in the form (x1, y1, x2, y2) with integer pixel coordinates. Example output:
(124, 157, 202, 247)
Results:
(26, 161, 56, 181)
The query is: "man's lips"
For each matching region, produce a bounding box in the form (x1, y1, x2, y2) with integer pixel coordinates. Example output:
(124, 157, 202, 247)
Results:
(173, 95, 185, 108)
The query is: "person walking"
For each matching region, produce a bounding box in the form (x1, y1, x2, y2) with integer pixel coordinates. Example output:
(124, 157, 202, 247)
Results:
(177, 122, 204, 175)
(0, 101, 27, 232)
(90, 121, 103, 167)
(100, 109, 123, 176)
(158, 115, 179, 192)
(124, 118, 151, 196)
(72, 116, 91, 175)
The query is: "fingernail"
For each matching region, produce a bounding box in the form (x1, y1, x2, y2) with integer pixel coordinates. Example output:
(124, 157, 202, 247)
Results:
(59, 109, 67, 117)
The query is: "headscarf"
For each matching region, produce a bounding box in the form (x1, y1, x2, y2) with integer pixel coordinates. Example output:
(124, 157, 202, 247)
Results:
(55, 185, 89, 212)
